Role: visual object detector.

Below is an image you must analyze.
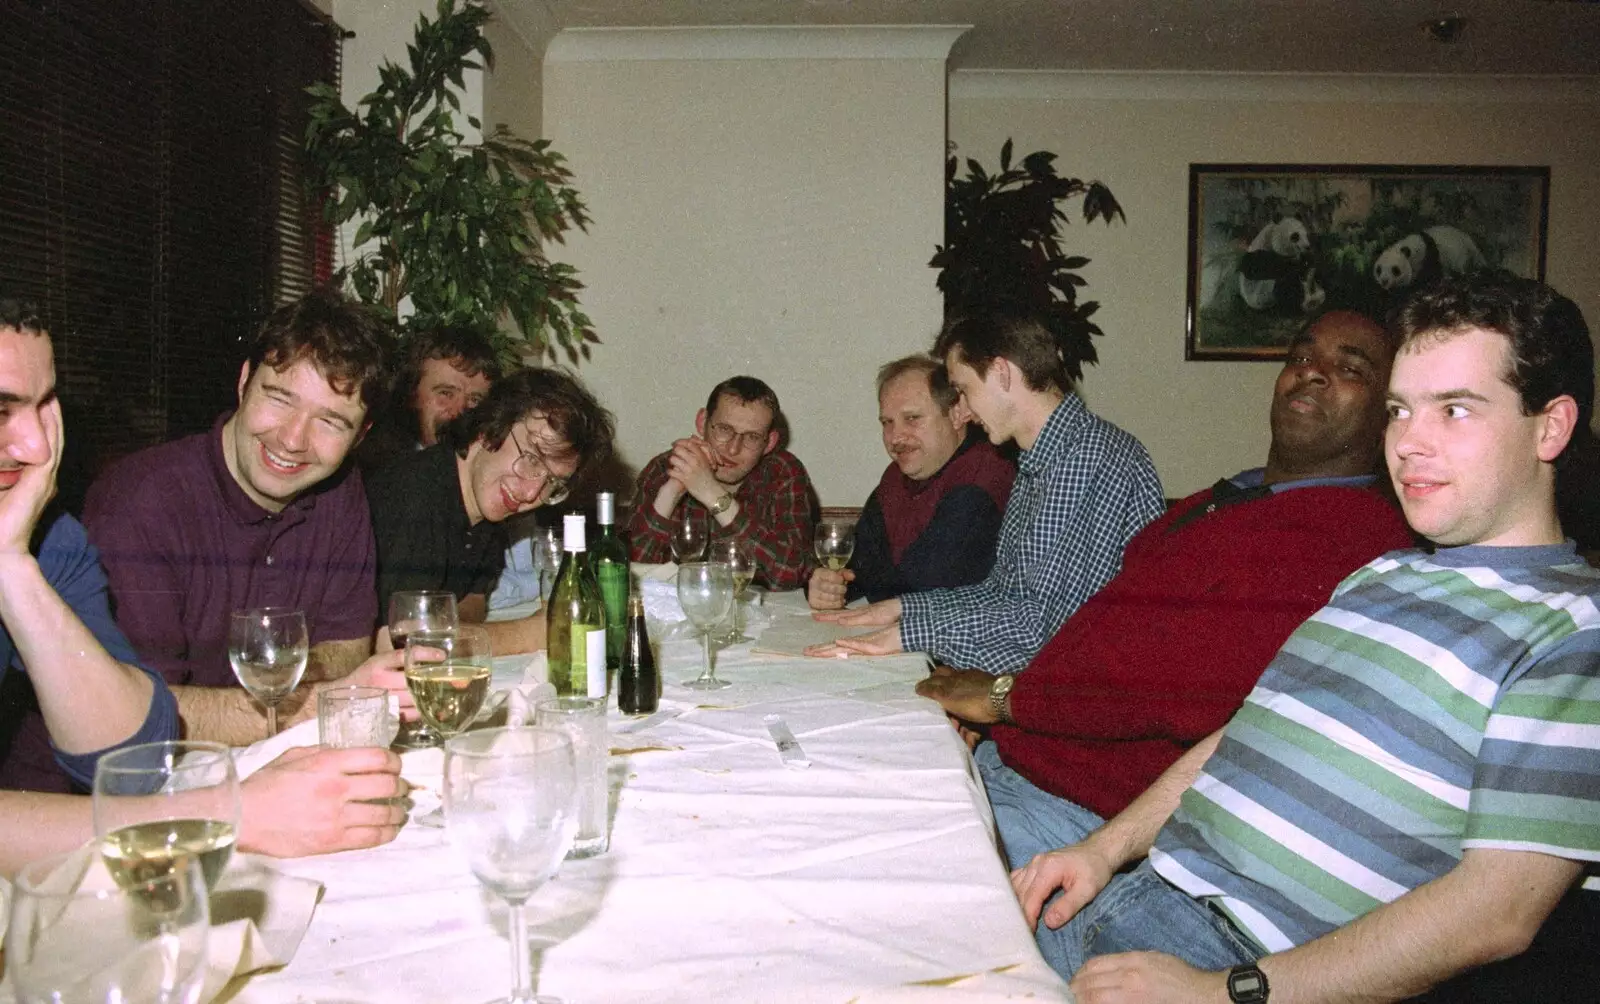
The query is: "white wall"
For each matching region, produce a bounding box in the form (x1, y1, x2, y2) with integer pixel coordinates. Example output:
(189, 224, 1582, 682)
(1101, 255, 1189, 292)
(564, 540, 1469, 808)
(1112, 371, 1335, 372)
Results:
(950, 72, 1600, 497)
(544, 28, 962, 505)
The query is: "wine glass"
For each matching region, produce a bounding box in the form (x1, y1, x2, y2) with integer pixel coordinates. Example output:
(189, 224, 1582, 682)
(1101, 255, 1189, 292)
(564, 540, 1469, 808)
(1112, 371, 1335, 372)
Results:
(676, 561, 735, 691)
(445, 726, 579, 1004)
(405, 624, 494, 742)
(93, 740, 242, 893)
(814, 519, 856, 573)
(670, 509, 707, 563)
(388, 590, 459, 748)
(709, 536, 755, 644)
(227, 607, 308, 737)
(8, 849, 210, 1004)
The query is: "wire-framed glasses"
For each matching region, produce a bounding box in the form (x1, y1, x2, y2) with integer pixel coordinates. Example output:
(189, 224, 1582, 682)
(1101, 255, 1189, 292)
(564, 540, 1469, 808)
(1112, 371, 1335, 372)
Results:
(508, 428, 572, 506)
(706, 422, 768, 453)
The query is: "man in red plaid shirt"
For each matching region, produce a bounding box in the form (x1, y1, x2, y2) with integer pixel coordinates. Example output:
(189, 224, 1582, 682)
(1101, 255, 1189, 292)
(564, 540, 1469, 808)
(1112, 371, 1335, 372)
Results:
(629, 376, 817, 590)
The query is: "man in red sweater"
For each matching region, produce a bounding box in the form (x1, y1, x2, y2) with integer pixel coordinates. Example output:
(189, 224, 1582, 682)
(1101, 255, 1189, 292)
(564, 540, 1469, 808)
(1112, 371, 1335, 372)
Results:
(917, 309, 1415, 872)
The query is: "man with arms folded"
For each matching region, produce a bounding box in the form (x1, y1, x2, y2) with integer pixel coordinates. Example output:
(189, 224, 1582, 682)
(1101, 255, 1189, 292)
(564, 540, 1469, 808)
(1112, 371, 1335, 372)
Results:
(355, 325, 502, 474)
(916, 309, 1413, 873)
(366, 368, 615, 654)
(630, 376, 816, 590)
(84, 289, 411, 744)
(1010, 275, 1600, 1003)
(0, 297, 406, 872)
(807, 355, 1013, 609)
(810, 313, 1164, 672)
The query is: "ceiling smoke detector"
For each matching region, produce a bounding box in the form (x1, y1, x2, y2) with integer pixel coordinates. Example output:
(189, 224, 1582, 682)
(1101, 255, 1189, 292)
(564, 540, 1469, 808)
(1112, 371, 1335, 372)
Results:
(1423, 16, 1469, 43)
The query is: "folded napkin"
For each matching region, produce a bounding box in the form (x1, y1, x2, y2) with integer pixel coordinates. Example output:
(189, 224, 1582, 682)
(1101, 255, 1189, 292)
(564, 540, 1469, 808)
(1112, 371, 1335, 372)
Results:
(8, 841, 320, 1004)
(229, 718, 321, 780)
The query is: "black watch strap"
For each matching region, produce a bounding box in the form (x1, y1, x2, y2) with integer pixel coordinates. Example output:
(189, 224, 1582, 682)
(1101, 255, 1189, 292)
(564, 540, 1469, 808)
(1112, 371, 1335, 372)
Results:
(1227, 963, 1269, 1003)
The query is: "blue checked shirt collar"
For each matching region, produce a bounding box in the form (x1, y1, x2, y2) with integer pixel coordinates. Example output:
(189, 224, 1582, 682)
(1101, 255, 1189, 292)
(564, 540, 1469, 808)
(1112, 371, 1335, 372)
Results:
(1018, 394, 1088, 478)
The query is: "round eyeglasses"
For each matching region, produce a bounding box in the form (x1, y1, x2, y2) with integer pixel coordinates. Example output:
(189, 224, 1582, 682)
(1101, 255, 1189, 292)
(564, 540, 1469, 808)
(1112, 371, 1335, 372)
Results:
(509, 428, 572, 506)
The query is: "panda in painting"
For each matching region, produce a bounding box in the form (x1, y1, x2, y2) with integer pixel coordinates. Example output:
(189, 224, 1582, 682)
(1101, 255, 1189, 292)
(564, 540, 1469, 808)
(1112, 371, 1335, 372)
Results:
(1238, 217, 1319, 312)
(1373, 225, 1487, 291)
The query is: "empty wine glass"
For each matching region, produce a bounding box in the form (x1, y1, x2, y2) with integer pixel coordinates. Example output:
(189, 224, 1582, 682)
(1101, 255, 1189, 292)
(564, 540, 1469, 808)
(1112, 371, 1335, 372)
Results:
(677, 561, 735, 691)
(389, 590, 459, 749)
(8, 849, 210, 1004)
(227, 607, 308, 737)
(670, 509, 707, 563)
(93, 740, 242, 894)
(709, 536, 755, 644)
(814, 520, 856, 573)
(445, 726, 579, 1004)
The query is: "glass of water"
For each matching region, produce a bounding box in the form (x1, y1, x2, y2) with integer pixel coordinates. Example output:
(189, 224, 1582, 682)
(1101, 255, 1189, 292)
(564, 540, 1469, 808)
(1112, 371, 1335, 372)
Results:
(535, 696, 609, 858)
(317, 685, 398, 749)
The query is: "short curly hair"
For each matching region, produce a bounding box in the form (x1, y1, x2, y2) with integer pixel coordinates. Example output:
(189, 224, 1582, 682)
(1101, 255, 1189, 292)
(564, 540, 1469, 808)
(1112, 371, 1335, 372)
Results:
(443, 367, 615, 480)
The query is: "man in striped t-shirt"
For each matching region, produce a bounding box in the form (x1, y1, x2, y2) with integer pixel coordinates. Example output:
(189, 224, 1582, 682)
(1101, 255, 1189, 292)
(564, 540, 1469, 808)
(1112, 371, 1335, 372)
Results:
(1011, 275, 1600, 1003)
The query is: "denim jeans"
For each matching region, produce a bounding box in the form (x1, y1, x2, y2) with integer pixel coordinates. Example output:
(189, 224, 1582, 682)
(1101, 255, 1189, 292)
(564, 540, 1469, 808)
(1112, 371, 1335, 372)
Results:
(1041, 860, 1262, 980)
(973, 741, 1106, 871)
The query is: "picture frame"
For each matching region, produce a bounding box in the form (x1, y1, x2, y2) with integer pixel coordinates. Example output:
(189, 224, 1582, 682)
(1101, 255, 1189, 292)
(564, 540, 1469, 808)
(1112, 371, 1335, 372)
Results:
(1185, 163, 1549, 361)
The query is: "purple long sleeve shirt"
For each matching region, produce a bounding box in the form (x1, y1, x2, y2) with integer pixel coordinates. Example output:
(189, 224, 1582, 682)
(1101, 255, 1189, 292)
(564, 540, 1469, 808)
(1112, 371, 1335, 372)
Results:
(82, 416, 378, 689)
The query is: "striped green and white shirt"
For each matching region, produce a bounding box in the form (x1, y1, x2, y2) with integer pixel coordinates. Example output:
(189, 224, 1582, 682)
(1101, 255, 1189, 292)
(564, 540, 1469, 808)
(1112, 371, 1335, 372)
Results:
(1151, 543, 1600, 953)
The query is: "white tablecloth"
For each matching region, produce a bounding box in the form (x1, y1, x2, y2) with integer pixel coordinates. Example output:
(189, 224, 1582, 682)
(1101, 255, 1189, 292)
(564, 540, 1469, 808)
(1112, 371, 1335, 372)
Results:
(226, 592, 1070, 1002)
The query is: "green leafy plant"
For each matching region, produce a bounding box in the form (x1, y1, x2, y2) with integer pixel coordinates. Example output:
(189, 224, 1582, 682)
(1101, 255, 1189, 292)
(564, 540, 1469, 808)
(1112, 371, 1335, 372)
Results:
(304, 0, 596, 362)
(931, 140, 1124, 383)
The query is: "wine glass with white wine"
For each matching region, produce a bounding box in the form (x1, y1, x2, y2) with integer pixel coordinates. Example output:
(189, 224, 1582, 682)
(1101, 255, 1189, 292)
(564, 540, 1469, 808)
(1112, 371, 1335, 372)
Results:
(670, 508, 708, 563)
(388, 590, 459, 748)
(227, 607, 308, 737)
(814, 519, 856, 573)
(404, 624, 494, 741)
(93, 740, 242, 894)
(677, 561, 735, 690)
(445, 726, 579, 1004)
(709, 535, 755, 644)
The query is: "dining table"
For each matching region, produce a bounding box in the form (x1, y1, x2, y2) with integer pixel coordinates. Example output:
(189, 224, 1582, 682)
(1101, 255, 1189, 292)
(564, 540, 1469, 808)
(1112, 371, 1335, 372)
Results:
(220, 583, 1071, 1003)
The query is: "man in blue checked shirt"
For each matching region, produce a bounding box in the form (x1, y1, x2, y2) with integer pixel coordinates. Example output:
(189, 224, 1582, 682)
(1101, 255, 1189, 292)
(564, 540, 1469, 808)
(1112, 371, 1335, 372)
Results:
(807, 313, 1164, 672)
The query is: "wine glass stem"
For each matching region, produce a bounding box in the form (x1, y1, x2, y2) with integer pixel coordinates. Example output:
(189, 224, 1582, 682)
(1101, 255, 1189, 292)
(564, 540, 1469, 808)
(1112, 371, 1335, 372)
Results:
(265, 703, 278, 737)
(701, 631, 715, 681)
(507, 898, 536, 1004)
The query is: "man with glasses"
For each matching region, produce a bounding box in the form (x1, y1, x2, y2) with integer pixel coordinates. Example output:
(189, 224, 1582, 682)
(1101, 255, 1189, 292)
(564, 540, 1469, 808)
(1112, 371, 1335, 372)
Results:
(365, 368, 615, 654)
(629, 376, 817, 590)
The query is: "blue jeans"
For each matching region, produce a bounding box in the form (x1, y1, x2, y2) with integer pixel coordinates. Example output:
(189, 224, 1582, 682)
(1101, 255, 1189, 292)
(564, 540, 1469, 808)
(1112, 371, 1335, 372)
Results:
(974, 741, 1106, 871)
(1042, 860, 1262, 980)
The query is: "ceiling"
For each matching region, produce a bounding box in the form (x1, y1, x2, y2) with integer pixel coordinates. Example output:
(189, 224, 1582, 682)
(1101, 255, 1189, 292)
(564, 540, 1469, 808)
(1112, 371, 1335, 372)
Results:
(494, 0, 1600, 75)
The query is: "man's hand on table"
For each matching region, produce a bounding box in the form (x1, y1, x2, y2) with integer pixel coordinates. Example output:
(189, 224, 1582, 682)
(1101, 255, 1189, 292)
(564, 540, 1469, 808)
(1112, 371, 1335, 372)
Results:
(811, 595, 900, 626)
(284, 648, 418, 729)
(237, 746, 409, 857)
(807, 567, 853, 610)
(914, 665, 998, 724)
(804, 623, 903, 659)
(1070, 952, 1227, 1004)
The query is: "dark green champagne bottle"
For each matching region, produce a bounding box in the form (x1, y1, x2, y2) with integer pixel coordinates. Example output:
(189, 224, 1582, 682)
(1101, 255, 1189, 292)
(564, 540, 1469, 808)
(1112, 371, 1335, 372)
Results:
(619, 591, 658, 715)
(592, 491, 630, 679)
(547, 512, 608, 698)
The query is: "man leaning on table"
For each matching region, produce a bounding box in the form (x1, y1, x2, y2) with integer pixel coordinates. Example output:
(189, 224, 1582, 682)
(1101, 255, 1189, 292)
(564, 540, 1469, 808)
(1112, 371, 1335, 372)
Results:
(916, 309, 1413, 874)
(365, 367, 615, 654)
(809, 313, 1164, 672)
(807, 354, 1014, 610)
(0, 296, 407, 873)
(630, 375, 817, 589)
(83, 288, 413, 745)
(1009, 275, 1600, 1003)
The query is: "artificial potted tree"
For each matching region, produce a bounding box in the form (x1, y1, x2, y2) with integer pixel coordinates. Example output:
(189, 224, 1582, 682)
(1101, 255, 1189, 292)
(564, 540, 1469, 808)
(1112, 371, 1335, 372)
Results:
(304, 0, 595, 362)
(930, 140, 1124, 382)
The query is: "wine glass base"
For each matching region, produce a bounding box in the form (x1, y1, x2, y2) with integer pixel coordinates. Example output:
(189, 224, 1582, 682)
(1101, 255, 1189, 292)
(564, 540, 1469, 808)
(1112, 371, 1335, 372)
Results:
(393, 722, 442, 750)
(683, 677, 732, 691)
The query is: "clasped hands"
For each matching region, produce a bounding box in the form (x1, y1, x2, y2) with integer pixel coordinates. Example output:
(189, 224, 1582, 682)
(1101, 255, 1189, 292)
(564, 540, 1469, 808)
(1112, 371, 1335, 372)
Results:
(657, 435, 726, 512)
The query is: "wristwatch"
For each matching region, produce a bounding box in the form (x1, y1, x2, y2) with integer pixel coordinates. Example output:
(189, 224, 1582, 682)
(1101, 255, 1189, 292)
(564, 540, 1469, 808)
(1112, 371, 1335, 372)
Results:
(988, 673, 1017, 725)
(1226, 964, 1269, 1003)
(707, 491, 736, 516)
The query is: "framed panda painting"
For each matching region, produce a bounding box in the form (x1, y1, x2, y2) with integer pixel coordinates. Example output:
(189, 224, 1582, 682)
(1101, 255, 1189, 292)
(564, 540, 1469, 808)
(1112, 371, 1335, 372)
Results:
(1185, 163, 1549, 361)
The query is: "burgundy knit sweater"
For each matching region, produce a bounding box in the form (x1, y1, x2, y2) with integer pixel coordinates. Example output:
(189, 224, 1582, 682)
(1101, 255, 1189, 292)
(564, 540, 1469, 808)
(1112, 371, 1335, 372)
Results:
(995, 482, 1414, 819)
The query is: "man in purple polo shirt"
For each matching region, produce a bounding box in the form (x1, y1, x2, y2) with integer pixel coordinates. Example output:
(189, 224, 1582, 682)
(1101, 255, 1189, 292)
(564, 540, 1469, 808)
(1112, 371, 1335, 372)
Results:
(84, 289, 410, 744)
(0, 294, 409, 872)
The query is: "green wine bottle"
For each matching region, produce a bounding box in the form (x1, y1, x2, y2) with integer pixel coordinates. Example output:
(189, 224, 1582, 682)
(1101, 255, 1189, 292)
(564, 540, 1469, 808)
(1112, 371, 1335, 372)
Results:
(592, 491, 630, 679)
(546, 512, 608, 698)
